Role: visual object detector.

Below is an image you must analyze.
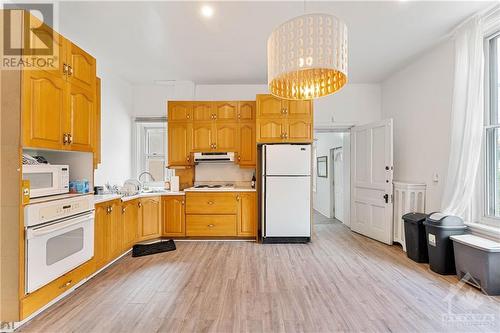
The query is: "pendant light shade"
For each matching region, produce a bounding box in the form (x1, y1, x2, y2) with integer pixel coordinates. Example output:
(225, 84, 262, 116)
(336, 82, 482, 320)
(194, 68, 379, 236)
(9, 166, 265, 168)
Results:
(267, 13, 348, 100)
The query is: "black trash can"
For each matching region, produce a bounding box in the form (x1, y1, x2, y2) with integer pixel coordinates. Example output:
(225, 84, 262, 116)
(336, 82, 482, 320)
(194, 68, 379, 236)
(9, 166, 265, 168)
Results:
(423, 213, 467, 275)
(402, 212, 428, 263)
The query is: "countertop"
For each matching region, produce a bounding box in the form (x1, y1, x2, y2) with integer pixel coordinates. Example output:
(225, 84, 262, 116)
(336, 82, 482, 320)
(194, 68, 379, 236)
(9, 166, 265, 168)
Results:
(183, 187, 256, 192)
(93, 191, 185, 205)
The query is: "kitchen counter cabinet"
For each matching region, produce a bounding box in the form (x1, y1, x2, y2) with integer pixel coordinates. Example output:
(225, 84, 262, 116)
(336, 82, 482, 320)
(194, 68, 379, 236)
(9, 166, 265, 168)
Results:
(162, 196, 186, 237)
(237, 192, 257, 237)
(137, 197, 161, 241)
(93, 200, 122, 271)
(121, 199, 139, 250)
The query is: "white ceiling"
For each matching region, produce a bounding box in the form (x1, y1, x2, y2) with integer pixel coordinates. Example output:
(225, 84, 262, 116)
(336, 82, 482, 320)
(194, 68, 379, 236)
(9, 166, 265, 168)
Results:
(59, 1, 492, 85)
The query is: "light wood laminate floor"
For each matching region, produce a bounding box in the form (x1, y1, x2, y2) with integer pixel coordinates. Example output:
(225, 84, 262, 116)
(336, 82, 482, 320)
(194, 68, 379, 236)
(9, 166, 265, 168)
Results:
(20, 217, 500, 333)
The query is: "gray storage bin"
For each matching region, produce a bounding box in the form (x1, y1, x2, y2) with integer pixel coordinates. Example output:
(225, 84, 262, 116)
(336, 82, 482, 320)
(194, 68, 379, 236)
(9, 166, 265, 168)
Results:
(450, 234, 500, 295)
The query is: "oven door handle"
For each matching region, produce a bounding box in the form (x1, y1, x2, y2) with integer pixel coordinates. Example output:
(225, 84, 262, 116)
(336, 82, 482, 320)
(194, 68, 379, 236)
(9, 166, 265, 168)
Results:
(26, 212, 94, 239)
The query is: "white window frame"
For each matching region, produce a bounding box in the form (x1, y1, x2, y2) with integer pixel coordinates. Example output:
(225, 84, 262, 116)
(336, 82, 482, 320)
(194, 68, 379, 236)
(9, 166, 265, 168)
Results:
(481, 32, 500, 227)
(132, 117, 167, 181)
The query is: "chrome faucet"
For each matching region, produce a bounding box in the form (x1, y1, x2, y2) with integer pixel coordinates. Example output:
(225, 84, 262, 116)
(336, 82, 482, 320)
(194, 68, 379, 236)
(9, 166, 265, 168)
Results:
(138, 171, 156, 183)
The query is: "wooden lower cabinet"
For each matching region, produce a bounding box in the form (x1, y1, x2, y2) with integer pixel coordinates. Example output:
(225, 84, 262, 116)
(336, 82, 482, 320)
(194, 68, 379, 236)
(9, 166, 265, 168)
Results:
(186, 215, 237, 236)
(237, 192, 257, 237)
(185, 192, 256, 238)
(121, 199, 138, 250)
(137, 197, 161, 241)
(162, 196, 186, 237)
(93, 200, 123, 271)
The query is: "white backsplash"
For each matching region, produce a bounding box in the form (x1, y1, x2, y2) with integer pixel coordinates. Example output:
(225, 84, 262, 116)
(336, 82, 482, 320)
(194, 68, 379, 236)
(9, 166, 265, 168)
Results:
(195, 163, 254, 183)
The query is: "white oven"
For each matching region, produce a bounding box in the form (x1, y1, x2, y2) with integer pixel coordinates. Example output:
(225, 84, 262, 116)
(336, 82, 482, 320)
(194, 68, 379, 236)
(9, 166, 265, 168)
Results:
(25, 196, 94, 293)
(22, 164, 69, 198)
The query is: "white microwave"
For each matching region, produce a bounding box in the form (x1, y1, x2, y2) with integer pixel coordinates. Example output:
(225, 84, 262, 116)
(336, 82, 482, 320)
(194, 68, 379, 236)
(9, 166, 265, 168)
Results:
(22, 164, 70, 198)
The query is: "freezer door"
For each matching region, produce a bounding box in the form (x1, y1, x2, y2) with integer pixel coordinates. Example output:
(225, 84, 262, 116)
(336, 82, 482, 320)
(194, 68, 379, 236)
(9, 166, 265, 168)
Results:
(265, 176, 311, 237)
(265, 144, 311, 176)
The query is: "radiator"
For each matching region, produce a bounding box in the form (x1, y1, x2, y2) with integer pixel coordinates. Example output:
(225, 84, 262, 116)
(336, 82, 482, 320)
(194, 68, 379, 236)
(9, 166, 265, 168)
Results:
(393, 181, 426, 251)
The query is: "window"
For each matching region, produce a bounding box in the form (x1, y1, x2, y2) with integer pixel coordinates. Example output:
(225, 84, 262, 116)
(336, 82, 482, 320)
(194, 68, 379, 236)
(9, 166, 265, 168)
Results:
(486, 36, 500, 219)
(134, 119, 167, 182)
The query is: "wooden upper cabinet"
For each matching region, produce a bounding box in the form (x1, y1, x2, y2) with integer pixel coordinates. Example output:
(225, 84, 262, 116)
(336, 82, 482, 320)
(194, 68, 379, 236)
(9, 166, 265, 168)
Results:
(286, 118, 313, 142)
(257, 94, 284, 118)
(256, 119, 285, 143)
(168, 102, 192, 121)
(168, 122, 192, 166)
(215, 123, 238, 151)
(66, 83, 94, 151)
(215, 102, 238, 121)
(162, 196, 185, 237)
(65, 40, 96, 92)
(287, 100, 313, 118)
(192, 102, 213, 121)
(192, 122, 215, 152)
(238, 122, 256, 167)
(238, 101, 255, 121)
(22, 70, 66, 149)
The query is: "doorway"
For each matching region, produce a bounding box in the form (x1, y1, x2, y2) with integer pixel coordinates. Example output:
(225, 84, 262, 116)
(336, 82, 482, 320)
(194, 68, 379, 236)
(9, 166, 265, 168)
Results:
(330, 147, 344, 222)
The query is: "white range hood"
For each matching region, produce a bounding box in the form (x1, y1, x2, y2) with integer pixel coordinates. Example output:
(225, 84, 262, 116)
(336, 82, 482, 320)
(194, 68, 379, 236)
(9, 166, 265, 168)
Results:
(193, 152, 235, 163)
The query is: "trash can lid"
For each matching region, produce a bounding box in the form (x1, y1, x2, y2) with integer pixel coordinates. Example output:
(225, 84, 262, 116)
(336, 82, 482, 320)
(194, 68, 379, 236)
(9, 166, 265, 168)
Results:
(425, 212, 464, 227)
(450, 234, 500, 252)
(402, 212, 427, 224)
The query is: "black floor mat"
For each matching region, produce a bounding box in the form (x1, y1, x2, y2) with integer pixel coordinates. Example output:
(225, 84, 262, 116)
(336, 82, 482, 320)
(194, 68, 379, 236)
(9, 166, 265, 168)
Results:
(132, 240, 176, 257)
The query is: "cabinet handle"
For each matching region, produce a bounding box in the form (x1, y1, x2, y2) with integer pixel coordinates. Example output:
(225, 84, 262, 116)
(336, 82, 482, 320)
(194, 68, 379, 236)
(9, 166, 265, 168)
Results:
(207, 201, 214, 205)
(109, 206, 113, 213)
(207, 224, 215, 228)
(63, 133, 68, 144)
(285, 132, 288, 139)
(68, 133, 73, 144)
(122, 207, 126, 214)
(284, 108, 288, 114)
(68, 65, 73, 76)
(138, 202, 142, 208)
(181, 201, 185, 205)
(238, 155, 241, 162)
(63, 63, 68, 75)
(280, 133, 284, 139)
(59, 280, 72, 289)
(186, 155, 191, 162)
(187, 114, 191, 119)
(236, 195, 240, 201)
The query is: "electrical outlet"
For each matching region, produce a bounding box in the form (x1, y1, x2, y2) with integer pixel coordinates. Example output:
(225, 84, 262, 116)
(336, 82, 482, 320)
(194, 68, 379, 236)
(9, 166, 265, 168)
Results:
(432, 173, 439, 182)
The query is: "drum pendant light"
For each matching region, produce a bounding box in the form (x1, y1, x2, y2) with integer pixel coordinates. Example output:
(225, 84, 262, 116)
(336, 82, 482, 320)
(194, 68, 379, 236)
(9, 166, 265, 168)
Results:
(267, 13, 348, 100)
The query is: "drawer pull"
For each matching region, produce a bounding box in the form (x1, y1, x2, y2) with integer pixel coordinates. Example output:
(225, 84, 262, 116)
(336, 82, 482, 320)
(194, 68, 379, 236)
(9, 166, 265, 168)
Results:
(207, 224, 215, 228)
(207, 201, 214, 205)
(60, 280, 72, 289)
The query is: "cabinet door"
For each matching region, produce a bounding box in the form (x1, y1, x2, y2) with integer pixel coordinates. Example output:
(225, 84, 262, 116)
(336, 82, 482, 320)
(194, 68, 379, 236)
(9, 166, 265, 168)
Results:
(93, 204, 109, 271)
(168, 102, 192, 121)
(286, 118, 313, 143)
(122, 200, 138, 250)
(108, 201, 123, 259)
(93, 77, 101, 168)
(215, 122, 238, 152)
(162, 196, 185, 237)
(214, 102, 238, 122)
(28, 19, 66, 74)
(67, 83, 94, 151)
(66, 40, 96, 92)
(256, 119, 285, 143)
(287, 100, 313, 118)
(168, 122, 192, 166)
(238, 101, 256, 121)
(238, 122, 256, 167)
(257, 94, 284, 118)
(22, 70, 66, 150)
(139, 197, 161, 240)
(193, 121, 215, 152)
(238, 193, 257, 237)
(192, 102, 213, 121)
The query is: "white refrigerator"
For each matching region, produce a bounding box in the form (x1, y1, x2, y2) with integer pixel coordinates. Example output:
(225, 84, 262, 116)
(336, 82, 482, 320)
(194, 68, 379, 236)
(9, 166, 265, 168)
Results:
(262, 144, 311, 243)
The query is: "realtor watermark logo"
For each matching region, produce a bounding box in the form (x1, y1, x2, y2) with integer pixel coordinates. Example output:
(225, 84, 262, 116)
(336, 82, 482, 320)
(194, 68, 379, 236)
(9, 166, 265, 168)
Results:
(442, 273, 497, 328)
(2, 3, 58, 70)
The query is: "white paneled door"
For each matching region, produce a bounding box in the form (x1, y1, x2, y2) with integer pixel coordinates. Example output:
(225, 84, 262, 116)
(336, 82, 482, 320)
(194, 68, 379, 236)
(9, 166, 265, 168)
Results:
(350, 119, 394, 245)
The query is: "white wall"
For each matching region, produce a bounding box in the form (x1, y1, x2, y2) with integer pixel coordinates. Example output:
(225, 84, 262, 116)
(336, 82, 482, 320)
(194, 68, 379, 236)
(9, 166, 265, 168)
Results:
(313, 132, 344, 218)
(195, 84, 268, 100)
(382, 40, 454, 212)
(94, 68, 134, 186)
(132, 81, 195, 117)
(313, 84, 382, 126)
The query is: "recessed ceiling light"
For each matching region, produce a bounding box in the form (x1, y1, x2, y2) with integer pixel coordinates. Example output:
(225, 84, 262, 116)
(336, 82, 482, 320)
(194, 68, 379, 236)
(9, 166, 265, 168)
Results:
(201, 5, 214, 18)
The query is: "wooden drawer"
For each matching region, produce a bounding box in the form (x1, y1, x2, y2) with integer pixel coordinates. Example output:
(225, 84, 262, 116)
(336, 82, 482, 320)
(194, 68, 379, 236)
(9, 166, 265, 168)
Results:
(186, 192, 237, 214)
(20, 260, 93, 319)
(186, 215, 237, 236)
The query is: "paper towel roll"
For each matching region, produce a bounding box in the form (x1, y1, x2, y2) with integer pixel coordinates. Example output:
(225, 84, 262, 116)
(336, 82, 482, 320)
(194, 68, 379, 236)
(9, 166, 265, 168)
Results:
(170, 176, 179, 192)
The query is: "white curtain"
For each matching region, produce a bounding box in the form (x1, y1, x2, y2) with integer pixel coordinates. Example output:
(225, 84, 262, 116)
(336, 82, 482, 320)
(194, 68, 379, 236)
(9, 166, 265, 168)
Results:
(441, 16, 485, 218)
